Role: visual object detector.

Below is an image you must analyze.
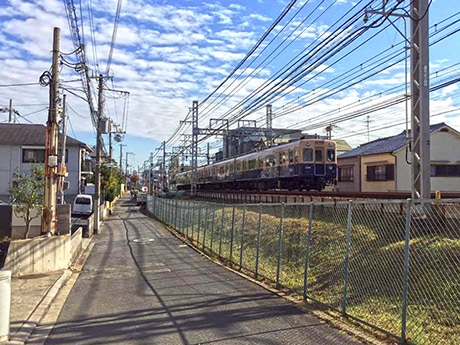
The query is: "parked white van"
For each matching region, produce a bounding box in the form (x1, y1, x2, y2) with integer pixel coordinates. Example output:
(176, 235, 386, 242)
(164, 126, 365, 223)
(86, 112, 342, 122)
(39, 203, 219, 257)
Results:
(73, 194, 93, 216)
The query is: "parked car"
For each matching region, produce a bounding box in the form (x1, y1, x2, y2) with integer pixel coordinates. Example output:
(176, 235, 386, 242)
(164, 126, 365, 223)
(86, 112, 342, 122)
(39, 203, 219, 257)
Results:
(72, 194, 93, 216)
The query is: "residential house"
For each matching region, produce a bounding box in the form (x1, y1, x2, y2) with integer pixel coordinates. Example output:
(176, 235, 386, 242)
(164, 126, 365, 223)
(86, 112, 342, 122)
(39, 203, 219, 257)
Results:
(337, 122, 460, 193)
(0, 123, 92, 204)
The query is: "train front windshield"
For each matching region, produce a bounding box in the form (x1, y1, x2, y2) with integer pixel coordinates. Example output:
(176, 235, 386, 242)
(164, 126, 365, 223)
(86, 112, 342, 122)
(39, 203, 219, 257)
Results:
(326, 149, 335, 162)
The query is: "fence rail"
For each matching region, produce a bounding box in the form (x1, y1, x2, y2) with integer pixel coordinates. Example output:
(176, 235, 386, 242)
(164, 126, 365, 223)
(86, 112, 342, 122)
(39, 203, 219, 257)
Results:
(147, 196, 460, 345)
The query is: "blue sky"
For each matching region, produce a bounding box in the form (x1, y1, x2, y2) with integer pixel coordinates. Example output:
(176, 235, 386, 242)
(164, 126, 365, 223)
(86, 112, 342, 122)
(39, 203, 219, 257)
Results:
(0, 0, 459, 172)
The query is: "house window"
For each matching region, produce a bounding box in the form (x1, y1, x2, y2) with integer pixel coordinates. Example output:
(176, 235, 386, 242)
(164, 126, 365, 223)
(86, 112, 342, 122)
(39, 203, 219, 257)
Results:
(431, 164, 460, 177)
(22, 148, 45, 163)
(22, 148, 69, 164)
(367, 164, 394, 181)
(339, 167, 354, 182)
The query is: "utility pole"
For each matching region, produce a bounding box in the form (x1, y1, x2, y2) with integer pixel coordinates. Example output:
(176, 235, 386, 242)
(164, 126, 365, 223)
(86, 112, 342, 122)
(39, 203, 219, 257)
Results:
(42, 27, 61, 235)
(59, 94, 68, 204)
(126, 152, 134, 175)
(94, 74, 104, 234)
(8, 99, 12, 123)
(119, 144, 126, 172)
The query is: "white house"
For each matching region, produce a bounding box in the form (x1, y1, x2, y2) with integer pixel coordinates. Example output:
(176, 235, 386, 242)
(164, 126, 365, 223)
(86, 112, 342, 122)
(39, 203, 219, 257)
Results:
(0, 123, 92, 203)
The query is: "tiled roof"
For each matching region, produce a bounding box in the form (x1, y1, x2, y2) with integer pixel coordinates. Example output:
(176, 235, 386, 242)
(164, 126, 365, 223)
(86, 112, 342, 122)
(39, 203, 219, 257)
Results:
(0, 123, 90, 149)
(338, 122, 448, 159)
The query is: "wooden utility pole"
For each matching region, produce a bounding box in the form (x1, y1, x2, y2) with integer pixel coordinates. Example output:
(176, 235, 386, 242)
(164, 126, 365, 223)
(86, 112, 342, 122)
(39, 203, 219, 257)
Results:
(42, 27, 61, 235)
(94, 74, 104, 234)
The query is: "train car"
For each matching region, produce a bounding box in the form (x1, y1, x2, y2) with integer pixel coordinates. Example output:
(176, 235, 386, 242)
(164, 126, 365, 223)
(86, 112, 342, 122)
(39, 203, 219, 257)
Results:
(176, 138, 337, 192)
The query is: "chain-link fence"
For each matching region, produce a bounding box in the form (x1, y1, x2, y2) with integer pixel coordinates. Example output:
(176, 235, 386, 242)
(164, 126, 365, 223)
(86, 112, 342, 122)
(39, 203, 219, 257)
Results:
(146, 197, 460, 345)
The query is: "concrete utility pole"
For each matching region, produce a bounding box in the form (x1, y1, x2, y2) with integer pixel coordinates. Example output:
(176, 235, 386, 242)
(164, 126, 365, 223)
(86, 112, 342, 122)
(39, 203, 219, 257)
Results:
(0, 100, 20, 122)
(119, 144, 126, 172)
(42, 27, 61, 235)
(8, 99, 12, 123)
(59, 94, 68, 204)
(94, 74, 104, 234)
(125, 152, 134, 175)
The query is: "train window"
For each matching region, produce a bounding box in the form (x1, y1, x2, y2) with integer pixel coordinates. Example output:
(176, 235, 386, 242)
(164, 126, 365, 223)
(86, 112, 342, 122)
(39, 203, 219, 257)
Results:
(315, 150, 323, 162)
(289, 150, 294, 163)
(258, 158, 264, 168)
(294, 149, 299, 163)
(327, 149, 335, 162)
(266, 155, 276, 167)
(242, 160, 248, 171)
(212, 167, 216, 175)
(236, 162, 241, 172)
(303, 148, 313, 162)
(248, 159, 256, 170)
(219, 166, 224, 175)
(229, 164, 234, 174)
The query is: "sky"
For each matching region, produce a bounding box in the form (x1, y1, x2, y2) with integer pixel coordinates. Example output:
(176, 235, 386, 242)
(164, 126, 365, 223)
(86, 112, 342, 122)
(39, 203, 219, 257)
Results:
(0, 0, 459, 172)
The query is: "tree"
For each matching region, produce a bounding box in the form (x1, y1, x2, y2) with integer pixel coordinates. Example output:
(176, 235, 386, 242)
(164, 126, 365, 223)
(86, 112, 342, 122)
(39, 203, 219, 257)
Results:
(130, 173, 140, 183)
(9, 165, 45, 239)
(100, 165, 124, 202)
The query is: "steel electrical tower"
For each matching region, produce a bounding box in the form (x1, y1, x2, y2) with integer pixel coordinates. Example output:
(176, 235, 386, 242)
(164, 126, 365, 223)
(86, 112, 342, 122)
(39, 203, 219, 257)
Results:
(410, 0, 430, 200)
(368, 0, 430, 200)
(191, 101, 199, 196)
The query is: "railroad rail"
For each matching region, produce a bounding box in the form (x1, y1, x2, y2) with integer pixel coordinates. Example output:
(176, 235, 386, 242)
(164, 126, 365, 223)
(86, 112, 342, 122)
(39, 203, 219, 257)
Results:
(193, 190, 460, 204)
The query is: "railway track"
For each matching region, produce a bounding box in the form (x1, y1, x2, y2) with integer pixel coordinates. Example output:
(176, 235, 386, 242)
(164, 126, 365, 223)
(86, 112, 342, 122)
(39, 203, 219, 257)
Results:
(192, 190, 460, 204)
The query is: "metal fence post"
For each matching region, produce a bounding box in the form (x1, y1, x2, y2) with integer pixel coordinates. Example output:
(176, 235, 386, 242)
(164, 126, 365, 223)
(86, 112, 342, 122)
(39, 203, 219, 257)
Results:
(303, 202, 314, 300)
(219, 206, 225, 256)
(341, 200, 353, 315)
(203, 204, 209, 249)
(255, 203, 263, 278)
(239, 204, 246, 269)
(178, 200, 182, 233)
(229, 204, 236, 262)
(197, 204, 202, 245)
(210, 205, 216, 251)
(191, 202, 195, 240)
(276, 203, 285, 287)
(401, 198, 413, 343)
(187, 200, 191, 238)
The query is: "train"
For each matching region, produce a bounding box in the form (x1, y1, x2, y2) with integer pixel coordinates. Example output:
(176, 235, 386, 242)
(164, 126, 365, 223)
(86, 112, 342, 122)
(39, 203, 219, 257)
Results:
(175, 138, 337, 192)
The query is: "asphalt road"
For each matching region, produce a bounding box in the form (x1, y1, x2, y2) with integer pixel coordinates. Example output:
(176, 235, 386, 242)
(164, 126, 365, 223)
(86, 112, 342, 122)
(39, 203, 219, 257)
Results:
(31, 196, 366, 345)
